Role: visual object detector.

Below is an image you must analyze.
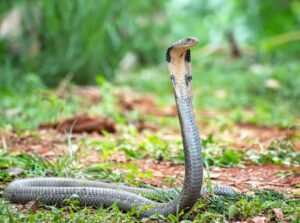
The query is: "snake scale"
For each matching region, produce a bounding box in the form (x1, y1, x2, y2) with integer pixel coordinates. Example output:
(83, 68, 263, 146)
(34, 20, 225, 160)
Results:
(4, 37, 235, 217)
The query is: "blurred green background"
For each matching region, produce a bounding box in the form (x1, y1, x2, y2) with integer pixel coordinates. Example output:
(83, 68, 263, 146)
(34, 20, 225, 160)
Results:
(0, 0, 300, 128)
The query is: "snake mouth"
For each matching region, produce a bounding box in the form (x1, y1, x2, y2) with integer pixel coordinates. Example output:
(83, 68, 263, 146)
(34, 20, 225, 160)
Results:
(171, 37, 199, 49)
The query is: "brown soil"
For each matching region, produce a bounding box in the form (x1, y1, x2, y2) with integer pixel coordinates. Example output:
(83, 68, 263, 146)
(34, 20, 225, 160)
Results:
(1, 123, 299, 195)
(1, 89, 299, 197)
(131, 159, 299, 194)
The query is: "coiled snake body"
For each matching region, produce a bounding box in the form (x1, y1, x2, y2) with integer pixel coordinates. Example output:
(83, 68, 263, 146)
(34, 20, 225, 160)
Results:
(4, 37, 235, 217)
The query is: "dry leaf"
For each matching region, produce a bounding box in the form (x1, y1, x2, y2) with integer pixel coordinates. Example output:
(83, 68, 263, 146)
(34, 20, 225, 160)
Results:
(247, 216, 267, 223)
(25, 200, 39, 213)
(273, 208, 286, 223)
(40, 115, 116, 134)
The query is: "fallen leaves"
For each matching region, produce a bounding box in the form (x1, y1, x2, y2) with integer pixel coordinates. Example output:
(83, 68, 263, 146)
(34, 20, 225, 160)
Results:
(117, 159, 300, 194)
(210, 165, 300, 193)
(40, 115, 116, 134)
(207, 122, 299, 150)
(246, 216, 267, 223)
(272, 208, 286, 223)
(0, 130, 64, 158)
(119, 94, 177, 117)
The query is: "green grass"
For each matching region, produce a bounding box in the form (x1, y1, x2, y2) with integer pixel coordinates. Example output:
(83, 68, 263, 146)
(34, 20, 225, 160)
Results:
(1, 194, 298, 222)
(1, 191, 298, 222)
(0, 56, 299, 222)
(192, 190, 299, 222)
(0, 0, 169, 87)
(1, 55, 300, 130)
(1, 130, 298, 184)
(1, 147, 299, 222)
(116, 57, 300, 128)
(1, 1, 299, 221)
(2, 62, 299, 132)
(0, 74, 81, 131)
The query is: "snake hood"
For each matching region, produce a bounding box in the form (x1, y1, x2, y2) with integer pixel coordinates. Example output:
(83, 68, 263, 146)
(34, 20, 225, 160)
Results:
(167, 37, 198, 99)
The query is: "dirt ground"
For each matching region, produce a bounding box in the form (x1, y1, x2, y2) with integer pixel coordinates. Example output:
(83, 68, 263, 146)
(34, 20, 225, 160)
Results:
(1, 119, 299, 196)
(1, 88, 299, 197)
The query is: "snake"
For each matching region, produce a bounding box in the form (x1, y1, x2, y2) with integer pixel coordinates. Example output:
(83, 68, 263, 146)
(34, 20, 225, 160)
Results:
(4, 37, 235, 217)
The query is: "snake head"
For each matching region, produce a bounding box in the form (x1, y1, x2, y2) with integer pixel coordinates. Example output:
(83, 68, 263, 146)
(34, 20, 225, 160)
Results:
(166, 37, 198, 62)
(170, 37, 199, 49)
(166, 37, 198, 98)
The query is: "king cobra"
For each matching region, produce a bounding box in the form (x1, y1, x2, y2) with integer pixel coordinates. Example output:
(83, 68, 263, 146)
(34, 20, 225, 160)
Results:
(4, 37, 235, 217)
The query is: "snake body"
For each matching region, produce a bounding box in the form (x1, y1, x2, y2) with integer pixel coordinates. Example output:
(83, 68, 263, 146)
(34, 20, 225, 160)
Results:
(4, 37, 235, 217)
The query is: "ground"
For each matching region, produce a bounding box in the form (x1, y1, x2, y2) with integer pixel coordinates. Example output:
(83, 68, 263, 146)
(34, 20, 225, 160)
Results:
(0, 84, 299, 222)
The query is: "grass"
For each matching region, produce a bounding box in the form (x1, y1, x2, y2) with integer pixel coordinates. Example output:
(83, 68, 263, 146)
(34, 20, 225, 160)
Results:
(0, 1, 169, 87)
(1, 58, 300, 131)
(116, 57, 300, 128)
(1, 1, 299, 221)
(1, 145, 299, 222)
(1, 51, 300, 130)
(0, 74, 81, 131)
(0, 57, 299, 222)
(1, 189, 298, 222)
(192, 190, 299, 222)
(1, 99, 299, 221)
